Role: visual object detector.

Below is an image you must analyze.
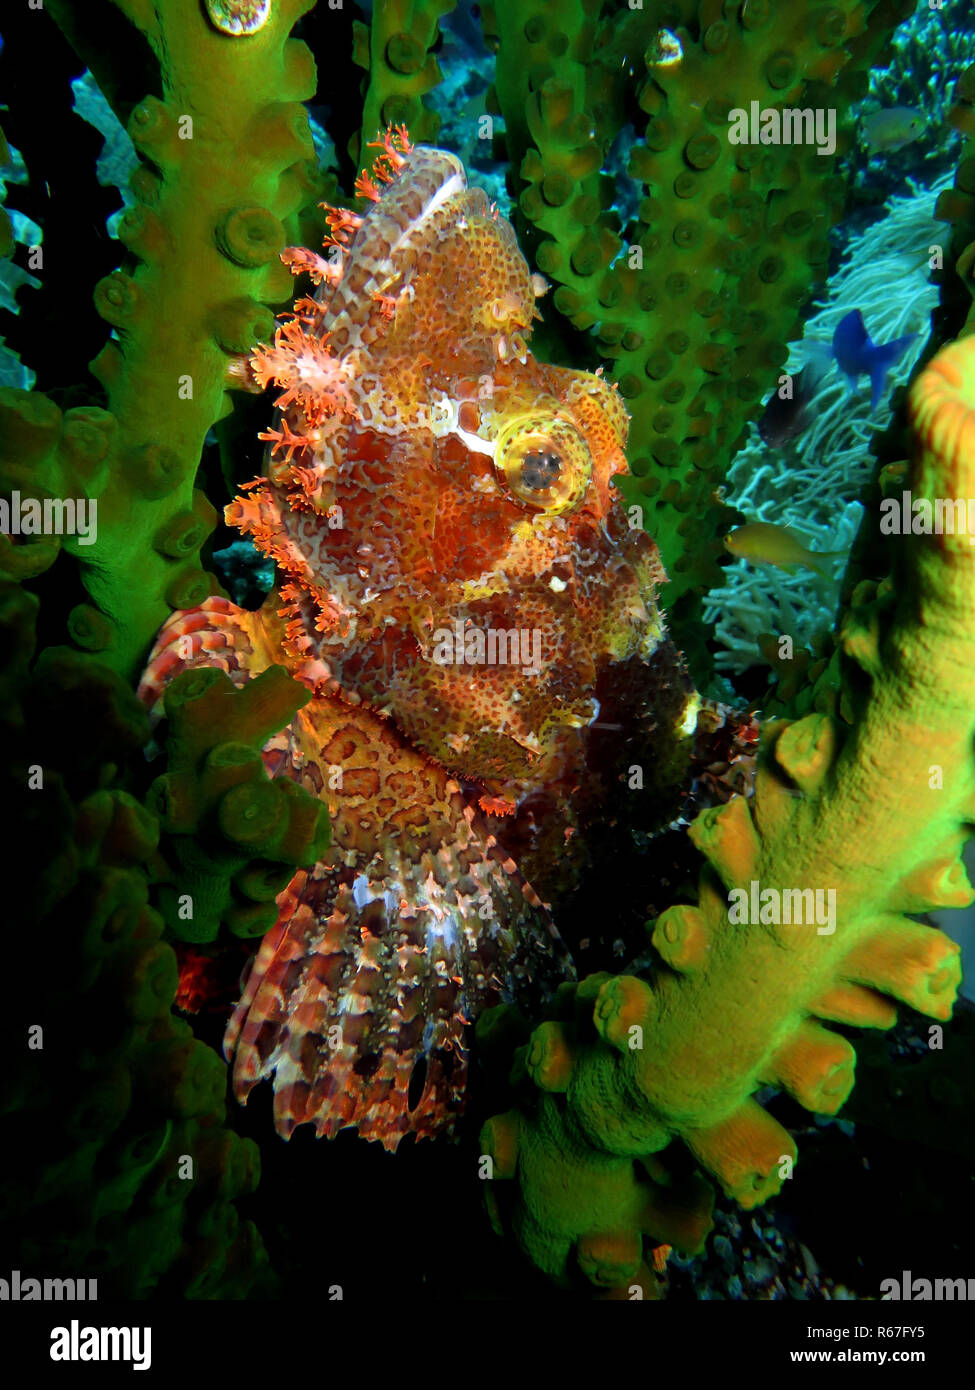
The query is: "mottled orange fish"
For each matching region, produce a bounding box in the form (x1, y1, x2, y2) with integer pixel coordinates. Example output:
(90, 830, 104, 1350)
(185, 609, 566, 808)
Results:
(724, 522, 845, 578)
(139, 128, 753, 1151)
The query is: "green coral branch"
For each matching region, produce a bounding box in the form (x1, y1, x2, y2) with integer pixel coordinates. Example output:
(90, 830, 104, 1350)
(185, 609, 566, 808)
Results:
(0, 587, 272, 1297)
(353, 0, 458, 159)
(936, 63, 975, 337)
(147, 665, 331, 943)
(481, 327, 975, 1287)
(30, 0, 321, 681)
(487, 0, 913, 625)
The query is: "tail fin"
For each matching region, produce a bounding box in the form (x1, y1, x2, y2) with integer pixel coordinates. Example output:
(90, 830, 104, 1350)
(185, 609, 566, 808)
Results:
(809, 550, 847, 579)
(224, 791, 572, 1150)
(869, 333, 916, 412)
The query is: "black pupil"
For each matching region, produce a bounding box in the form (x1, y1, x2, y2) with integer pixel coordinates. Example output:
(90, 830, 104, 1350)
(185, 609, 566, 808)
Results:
(521, 449, 562, 491)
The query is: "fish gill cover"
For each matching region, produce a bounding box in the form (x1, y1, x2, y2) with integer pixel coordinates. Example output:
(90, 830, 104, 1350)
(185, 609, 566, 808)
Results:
(0, 0, 974, 1337)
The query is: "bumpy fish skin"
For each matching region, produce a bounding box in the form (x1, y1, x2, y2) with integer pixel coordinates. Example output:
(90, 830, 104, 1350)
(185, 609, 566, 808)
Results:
(139, 130, 720, 1150)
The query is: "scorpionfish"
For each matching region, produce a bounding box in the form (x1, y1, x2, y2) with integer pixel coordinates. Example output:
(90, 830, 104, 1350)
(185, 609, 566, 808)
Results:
(140, 128, 741, 1151)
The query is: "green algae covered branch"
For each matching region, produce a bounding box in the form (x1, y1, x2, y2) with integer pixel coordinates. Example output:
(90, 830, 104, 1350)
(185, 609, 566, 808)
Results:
(480, 331, 975, 1289)
(32, 0, 322, 680)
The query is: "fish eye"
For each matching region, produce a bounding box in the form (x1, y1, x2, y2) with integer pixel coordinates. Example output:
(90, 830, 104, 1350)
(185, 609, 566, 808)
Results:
(521, 449, 562, 490)
(494, 412, 592, 515)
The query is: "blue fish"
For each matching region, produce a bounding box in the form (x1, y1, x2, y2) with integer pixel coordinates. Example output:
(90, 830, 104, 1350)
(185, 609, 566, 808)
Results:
(832, 309, 915, 412)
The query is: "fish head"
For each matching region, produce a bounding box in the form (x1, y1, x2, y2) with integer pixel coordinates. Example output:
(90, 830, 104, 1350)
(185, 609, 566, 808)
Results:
(724, 527, 747, 557)
(890, 106, 925, 143)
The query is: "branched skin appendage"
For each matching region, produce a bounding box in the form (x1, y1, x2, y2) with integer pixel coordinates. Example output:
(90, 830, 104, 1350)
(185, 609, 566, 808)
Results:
(140, 131, 712, 1151)
(480, 338, 975, 1288)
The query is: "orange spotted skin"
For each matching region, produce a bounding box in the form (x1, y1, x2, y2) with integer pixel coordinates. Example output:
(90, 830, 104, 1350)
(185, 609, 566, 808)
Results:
(140, 129, 694, 1150)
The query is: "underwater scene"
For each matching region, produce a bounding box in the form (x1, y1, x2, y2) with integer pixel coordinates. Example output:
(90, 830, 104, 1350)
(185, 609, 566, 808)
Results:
(2, 0, 975, 1351)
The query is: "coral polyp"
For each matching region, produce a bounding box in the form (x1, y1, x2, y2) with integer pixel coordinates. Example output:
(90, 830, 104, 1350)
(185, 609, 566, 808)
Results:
(206, 0, 273, 38)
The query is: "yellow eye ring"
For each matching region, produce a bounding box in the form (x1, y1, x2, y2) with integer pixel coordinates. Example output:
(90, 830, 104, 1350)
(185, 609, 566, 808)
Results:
(494, 412, 592, 516)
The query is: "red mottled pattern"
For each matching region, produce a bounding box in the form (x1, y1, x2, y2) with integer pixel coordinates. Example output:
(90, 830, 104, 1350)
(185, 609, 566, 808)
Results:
(140, 129, 693, 1150)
